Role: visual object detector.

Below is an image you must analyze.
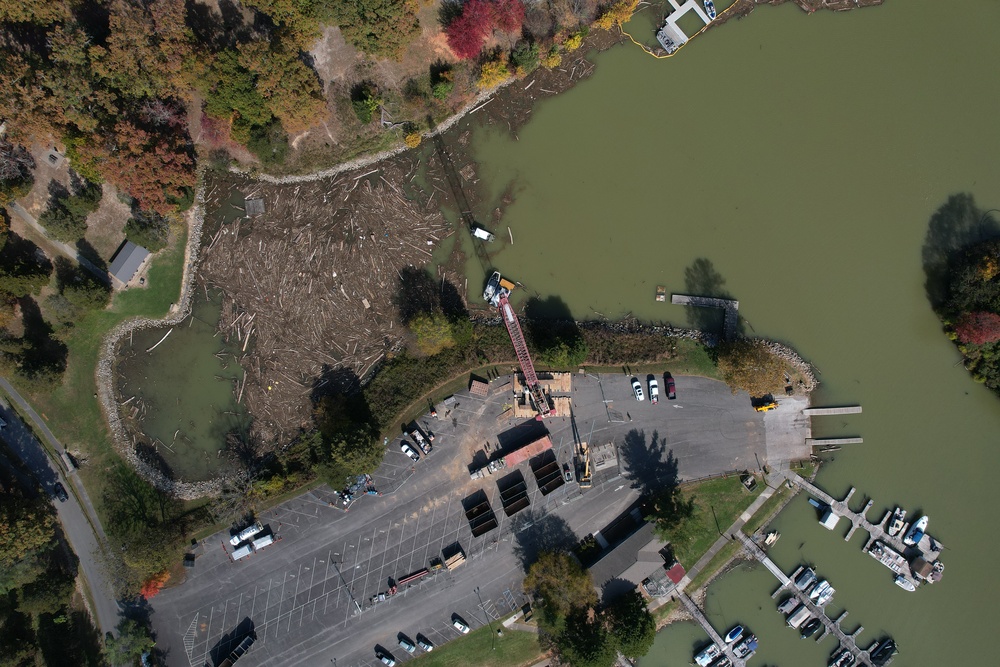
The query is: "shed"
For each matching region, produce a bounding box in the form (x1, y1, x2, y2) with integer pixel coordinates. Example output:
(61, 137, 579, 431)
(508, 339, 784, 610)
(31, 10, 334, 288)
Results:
(819, 508, 841, 530)
(108, 241, 150, 285)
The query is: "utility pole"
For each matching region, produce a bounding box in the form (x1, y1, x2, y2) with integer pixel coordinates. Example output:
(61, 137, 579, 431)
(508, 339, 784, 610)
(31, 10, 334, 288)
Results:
(474, 587, 496, 650)
(332, 559, 362, 613)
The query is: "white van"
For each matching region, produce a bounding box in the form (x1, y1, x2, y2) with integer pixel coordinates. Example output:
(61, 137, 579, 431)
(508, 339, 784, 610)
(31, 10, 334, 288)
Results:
(230, 521, 263, 546)
(232, 544, 253, 561)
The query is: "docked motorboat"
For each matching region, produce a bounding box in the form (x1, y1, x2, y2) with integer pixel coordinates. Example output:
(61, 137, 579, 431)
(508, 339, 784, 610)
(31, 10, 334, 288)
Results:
(887, 507, 906, 537)
(733, 634, 758, 659)
(828, 648, 856, 667)
(703, 0, 717, 20)
(777, 596, 798, 614)
(810, 580, 830, 600)
(816, 584, 835, 606)
(800, 617, 823, 639)
(724, 625, 744, 644)
(903, 515, 928, 546)
(894, 575, 916, 592)
(693, 642, 721, 666)
(870, 637, 898, 666)
(764, 530, 780, 546)
(794, 567, 817, 591)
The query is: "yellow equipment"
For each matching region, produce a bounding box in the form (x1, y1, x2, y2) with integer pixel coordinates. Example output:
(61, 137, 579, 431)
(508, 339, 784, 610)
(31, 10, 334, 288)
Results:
(754, 401, 778, 412)
(578, 442, 592, 488)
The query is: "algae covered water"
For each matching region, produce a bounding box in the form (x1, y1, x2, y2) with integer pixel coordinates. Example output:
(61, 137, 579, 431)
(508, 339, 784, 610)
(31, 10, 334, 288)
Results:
(465, 0, 1000, 664)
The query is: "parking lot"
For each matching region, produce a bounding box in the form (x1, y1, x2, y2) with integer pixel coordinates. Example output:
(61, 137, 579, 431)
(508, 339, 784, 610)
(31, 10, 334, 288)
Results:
(151, 372, 808, 667)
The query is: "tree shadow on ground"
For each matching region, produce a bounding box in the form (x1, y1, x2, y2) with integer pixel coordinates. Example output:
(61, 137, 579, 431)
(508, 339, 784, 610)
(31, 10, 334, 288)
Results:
(511, 509, 578, 572)
(17, 297, 67, 383)
(310, 365, 363, 406)
(600, 577, 637, 605)
(524, 295, 586, 367)
(184, 0, 254, 49)
(75, 238, 108, 272)
(922, 193, 1000, 312)
(682, 258, 742, 336)
(619, 429, 679, 497)
(394, 266, 440, 323)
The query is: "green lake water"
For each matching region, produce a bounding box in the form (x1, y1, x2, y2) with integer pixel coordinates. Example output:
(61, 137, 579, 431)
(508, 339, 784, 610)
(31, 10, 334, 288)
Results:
(462, 0, 1000, 664)
(116, 291, 246, 482)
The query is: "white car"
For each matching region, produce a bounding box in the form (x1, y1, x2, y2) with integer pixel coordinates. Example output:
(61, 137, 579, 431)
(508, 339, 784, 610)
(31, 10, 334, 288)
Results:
(400, 442, 420, 462)
(452, 617, 470, 634)
(648, 379, 659, 404)
(631, 378, 644, 401)
(417, 636, 434, 651)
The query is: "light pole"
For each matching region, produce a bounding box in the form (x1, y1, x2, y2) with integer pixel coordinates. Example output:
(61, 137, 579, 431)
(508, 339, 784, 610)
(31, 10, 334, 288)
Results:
(474, 587, 496, 651)
(332, 558, 362, 613)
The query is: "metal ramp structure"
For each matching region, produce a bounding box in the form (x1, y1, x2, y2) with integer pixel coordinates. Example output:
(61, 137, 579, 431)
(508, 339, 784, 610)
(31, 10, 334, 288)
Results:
(498, 294, 552, 417)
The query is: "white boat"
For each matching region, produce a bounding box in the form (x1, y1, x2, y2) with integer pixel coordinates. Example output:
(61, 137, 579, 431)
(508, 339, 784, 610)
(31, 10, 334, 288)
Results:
(724, 625, 744, 643)
(887, 507, 906, 537)
(810, 580, 830, 601)
(816, 585, 835, 606)
(894, 575, 916, 592)
(903, 515, 928, 546)
(764, 530, 780, 546)
(694, 643, 722, 666)
(703, 0, 717, 20)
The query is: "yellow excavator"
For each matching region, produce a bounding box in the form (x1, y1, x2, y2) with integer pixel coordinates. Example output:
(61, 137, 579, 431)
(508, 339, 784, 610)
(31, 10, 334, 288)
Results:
(578, 442, 592, 488)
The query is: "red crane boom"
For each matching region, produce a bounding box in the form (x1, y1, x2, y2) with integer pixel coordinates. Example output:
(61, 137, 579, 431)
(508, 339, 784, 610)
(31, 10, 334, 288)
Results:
(499, 295, 551, 417)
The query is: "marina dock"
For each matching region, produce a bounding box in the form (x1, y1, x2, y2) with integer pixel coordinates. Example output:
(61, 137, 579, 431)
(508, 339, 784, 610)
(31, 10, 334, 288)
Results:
(803, 405, 863, 416)
(671, 294, 739, 340)
(784, 472, 945, 590)
(734, 532, 877, 667)
(807, 437, 864, 446)
(677, 592, 746, 667)
(655, 0, 714, 54)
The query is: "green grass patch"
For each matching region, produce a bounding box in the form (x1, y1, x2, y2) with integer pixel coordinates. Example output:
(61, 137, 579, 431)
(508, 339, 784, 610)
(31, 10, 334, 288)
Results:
(17, 227, 188, 523)
(668, 475, 761, 568)
(685, 539, 742, 592)
(652, 599, 679, 624)
(405, 626, 545, 667)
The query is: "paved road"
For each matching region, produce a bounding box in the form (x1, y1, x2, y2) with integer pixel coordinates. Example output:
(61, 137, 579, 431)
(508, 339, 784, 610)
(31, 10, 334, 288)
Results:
(151, 372, 806, 667)
(0, 377, 120, 635)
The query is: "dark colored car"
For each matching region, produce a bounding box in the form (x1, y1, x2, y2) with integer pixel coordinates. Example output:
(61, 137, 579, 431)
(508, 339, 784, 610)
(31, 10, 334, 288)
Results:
(53, 482, 68, 502)
(665, 375, 677, 400)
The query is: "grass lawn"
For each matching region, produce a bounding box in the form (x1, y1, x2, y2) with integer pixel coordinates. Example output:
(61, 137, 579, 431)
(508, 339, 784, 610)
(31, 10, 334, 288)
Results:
(667, 475, 761, 568)
(18, 226, 188, 521)
(685, 540, 742, 592)
(404, 625, 545, 667)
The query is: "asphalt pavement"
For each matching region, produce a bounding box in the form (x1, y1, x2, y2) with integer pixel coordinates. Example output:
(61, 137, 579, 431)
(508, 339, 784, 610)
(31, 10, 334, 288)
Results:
(150, 372, 809, 667)
(0, 377, 121, 636)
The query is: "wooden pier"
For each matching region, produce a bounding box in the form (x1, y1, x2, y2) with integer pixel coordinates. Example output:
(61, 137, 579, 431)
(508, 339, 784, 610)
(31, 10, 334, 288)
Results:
(803, 405, 863, 416)
(671, 294, 739, 340)
(808, 437, 864, 446)
(734, 532, 877, 667)
(677, 592, 746, 667)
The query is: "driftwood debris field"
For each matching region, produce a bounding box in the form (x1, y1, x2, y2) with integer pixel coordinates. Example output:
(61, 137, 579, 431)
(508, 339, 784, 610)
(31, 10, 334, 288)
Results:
(199, 157, 453, 443)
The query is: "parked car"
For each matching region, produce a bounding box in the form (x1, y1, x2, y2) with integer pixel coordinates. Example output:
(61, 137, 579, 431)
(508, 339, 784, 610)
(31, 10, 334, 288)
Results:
(452, 616, 470, 634)
(398, 637, 416, 654)
(665, 375, 677, 400)
(400, 442, 420, 462)
(416, 635, 435, 652)
(631, 377, 644, 401)
(52, 482, 68, 502)
(375, 650, 396, 666)
(648, 378, 659, 404)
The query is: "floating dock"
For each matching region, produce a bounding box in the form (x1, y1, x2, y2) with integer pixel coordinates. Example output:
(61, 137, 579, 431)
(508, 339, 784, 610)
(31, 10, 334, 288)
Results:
(735, 532, 878, 667)
(803, 405, 863, 416)
(807, 437, 864, 446)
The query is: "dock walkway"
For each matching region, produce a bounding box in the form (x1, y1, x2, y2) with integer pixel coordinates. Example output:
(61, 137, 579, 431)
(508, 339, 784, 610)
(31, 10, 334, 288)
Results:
(783, 472, 943, 590)
(803, 405, 863, 416)
(671, 294, 739, 340)
(734, 532, 875, 667)
(677, 592, 745, 667)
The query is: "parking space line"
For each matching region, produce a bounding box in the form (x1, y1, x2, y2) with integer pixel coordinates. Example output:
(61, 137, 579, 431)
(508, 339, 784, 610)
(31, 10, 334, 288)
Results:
(274, 572, 288, 639)
(288, 563, 303, 632)
(303, 556, 317, 625)
(258, 578, 274, 646)
(406, 511, 421, 573)
(202, 606, 215, 662)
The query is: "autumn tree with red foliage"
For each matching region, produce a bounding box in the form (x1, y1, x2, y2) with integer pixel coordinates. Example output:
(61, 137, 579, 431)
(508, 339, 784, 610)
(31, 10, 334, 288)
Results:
(446, 0, 525, 60)
(140, 570, 171, 599)
(954, 311, 1000, 345)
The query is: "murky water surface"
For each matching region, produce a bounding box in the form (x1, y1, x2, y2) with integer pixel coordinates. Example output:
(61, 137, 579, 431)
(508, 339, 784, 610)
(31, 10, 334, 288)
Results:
(464, 1, 1000, 664)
